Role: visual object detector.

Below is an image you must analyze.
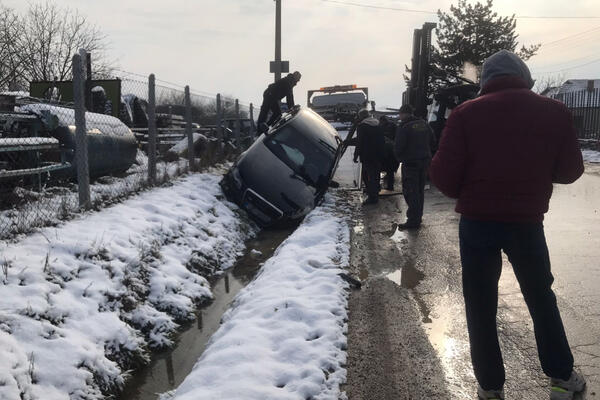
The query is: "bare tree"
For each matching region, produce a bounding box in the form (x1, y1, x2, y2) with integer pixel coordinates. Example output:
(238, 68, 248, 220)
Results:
(533, 73, 566, 95)
(19, 2, 114, 83)
(0, 5, 25, 90)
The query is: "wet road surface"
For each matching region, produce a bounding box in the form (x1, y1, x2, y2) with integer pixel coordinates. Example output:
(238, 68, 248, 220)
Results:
(337, 137, 599, 399)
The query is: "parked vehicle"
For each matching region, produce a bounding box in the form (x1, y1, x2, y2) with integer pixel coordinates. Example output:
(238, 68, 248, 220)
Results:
(19, 103, 138, 178)
(220, 106, 342, 227)
(307, 84, 369, 122)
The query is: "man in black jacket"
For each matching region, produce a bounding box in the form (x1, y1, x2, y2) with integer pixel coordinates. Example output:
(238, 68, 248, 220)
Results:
(355, 109, 385, 205)
(395, 104, 435, 228)
(257, 71, 301, 132)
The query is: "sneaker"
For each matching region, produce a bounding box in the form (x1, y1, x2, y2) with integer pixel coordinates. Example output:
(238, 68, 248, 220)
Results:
(478, 386, 504, 400)
(550, 370, 586, 399)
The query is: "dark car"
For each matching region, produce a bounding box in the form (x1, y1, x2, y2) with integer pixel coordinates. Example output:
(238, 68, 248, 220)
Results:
(220, 106, 343, 227)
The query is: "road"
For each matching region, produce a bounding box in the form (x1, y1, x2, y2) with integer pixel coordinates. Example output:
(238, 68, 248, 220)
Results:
(335, 138, 600, 399)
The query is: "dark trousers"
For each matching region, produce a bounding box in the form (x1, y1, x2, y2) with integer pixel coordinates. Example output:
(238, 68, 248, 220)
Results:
(363, 161, 381, 199)
(459, 217, 574, 390)
(384, 171, 396, 190)
(257, 90, 281, 127)
(383, 146, 399, 190)
(401, 159, 428, 224)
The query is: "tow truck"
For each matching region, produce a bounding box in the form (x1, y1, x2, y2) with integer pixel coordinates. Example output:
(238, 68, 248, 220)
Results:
(307, 84, 369, 122)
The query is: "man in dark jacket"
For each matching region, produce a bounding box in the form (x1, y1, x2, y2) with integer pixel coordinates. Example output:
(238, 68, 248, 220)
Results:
(395, 104, 435, 229)
(355, 109, 385, 205)
(429, 50, 585, 400)
(257, 71, 301, 132)
(379, 115, 400, 190)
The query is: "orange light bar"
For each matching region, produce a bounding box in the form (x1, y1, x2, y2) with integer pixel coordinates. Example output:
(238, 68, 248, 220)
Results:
(319, 84, 359, 91)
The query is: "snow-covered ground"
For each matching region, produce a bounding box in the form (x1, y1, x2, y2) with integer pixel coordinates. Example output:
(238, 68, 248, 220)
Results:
(583, 149, 600, 163)
(161, 194, 351, 400)
(0, 173, 255, 399)
(0, 152, 187, 239)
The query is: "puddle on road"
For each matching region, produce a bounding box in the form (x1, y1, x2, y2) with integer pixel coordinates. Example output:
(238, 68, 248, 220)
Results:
(385, 227, 422, 289)
(385, 264, 424, 290)
(118, 228, 294, 400)
(384, 226, 460, 384)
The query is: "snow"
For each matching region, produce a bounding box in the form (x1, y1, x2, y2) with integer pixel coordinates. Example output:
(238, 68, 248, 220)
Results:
(19, 103, 133, 138)
(0, 137, 59, 146)
(329, 121, 351, 130)
(0, 173, 255, 399)
(0, 151, 190, 239)
(162, 194, 350, 400)
(583, 149, 600, 163)
(168, 132, 208, 154)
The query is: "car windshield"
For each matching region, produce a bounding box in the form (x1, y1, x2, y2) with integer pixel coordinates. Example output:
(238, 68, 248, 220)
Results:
(264, 123, 336, 188)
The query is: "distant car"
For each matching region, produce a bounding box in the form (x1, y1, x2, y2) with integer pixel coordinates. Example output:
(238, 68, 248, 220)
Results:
(220, 106, 343, 227)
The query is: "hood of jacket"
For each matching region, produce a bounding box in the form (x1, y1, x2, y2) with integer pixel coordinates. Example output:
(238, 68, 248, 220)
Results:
(480, 50, 534, 90)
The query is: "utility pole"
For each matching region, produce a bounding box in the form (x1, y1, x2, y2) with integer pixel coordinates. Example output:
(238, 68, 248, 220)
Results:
(275, 0, 281, 82)
(270, 0, 289, 82)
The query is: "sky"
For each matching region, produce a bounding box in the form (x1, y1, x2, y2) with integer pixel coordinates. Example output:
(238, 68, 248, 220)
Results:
(3, 0, 600, 108)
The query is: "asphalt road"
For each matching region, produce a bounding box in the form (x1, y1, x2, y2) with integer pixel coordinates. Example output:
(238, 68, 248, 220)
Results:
(335, 143, 599, 400)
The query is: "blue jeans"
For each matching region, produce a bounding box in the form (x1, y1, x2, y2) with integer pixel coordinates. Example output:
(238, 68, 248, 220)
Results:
(459, 216, 573, 390)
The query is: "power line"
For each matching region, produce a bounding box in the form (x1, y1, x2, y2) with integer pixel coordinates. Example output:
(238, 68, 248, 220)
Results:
(541, 25, 600, 47)
(517, 15, 600, 19)
(320, 0, 600, 19)
(532, 57, 600, 75)
(534, 52, 600, 71)
(320, 0, 435, 14)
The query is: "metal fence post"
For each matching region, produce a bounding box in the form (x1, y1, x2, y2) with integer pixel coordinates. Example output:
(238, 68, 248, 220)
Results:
(216, 93, 223, 151)
(72, 52, 91, 209)
(249, 103, 256, 134)
(185, 86, 195, 171)
(235, 99, 241, 146)
(148, 74, 157, 185)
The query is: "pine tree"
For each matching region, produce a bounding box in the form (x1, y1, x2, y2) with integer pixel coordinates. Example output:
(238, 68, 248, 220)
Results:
(431, 0, 540, 90)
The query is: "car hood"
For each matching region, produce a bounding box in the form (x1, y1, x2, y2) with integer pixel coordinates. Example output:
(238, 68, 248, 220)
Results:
(237, 142, 318, 218)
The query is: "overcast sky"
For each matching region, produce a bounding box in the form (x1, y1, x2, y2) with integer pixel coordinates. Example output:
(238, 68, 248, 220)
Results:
(4, 0, 600, 108)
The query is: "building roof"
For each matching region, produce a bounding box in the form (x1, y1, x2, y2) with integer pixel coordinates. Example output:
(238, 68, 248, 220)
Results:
(550, 79, 600, 108)
(558, 79, 600, 94)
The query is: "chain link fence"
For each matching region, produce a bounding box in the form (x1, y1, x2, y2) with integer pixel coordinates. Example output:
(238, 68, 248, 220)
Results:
(0, 50, 256, 239)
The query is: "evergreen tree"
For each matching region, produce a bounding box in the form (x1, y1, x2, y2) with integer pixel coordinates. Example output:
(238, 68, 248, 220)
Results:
(431, 0, 540, 89)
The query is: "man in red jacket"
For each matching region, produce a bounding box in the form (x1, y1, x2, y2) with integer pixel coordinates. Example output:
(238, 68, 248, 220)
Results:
(430, 50, 585, 400)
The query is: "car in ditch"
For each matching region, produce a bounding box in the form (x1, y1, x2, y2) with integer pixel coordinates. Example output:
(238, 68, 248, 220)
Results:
(220, 106, 343, 227)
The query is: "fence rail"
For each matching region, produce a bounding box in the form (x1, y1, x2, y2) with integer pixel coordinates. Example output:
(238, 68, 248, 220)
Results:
(553, 88, 600, 142)
(0, 50, 256, 240)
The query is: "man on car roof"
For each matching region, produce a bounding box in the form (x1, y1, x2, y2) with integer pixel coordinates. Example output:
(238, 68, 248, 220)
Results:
(257, 71, 302, 133)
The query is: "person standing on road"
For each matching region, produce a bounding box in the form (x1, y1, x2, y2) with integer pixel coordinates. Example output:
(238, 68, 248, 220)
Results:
(379, 115, 400, 191)
(355, 108, 385, 205)
(394, 104, 435, 229)
(429, 50, 585, 400)
(256, 71, 301, 133)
